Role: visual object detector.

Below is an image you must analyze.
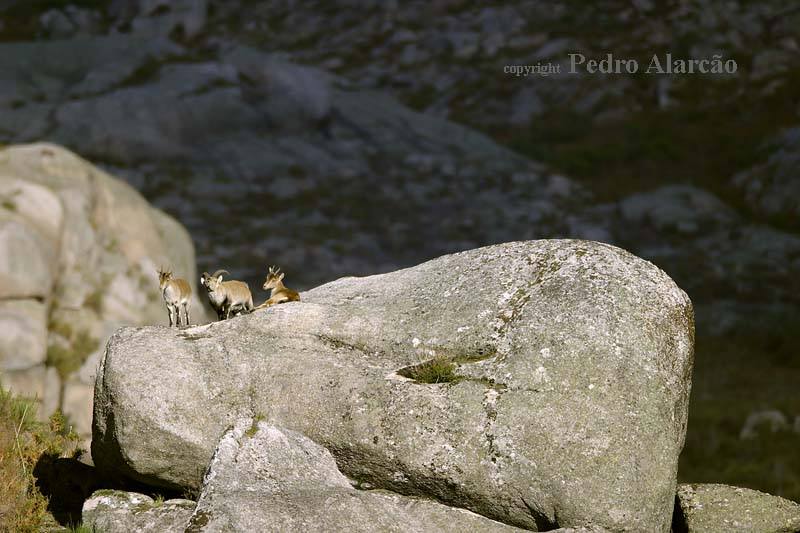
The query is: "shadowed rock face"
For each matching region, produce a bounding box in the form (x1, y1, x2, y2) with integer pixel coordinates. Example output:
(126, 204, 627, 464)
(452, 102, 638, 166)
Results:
(92, 239, 694, 531)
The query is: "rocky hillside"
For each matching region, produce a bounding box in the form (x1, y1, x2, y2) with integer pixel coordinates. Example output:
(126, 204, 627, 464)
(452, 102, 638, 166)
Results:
(0, 0, 798, 503)
(0, 143, 210, 440)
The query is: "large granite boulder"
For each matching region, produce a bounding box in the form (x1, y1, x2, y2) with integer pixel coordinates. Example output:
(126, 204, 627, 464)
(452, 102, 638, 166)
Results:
(93, 240, 694, 531)
(0, 143, 209, 437)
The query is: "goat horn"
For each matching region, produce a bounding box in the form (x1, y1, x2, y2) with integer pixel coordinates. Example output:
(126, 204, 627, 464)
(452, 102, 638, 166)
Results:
(211, 269, 229, 278)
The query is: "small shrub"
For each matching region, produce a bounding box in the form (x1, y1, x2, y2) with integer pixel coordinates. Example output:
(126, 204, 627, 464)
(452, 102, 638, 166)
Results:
(399, 356, 461, 384)
(0, 384, 81, 531)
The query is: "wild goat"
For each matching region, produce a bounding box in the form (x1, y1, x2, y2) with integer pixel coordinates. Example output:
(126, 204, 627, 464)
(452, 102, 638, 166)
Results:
(256, 265, 300, 309)
(158, 267, 192, 327)
(200, 269, 254, 320)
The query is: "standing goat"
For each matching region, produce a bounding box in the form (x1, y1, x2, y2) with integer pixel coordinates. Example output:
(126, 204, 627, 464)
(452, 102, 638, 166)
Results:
(158, 267, 192, 327)
(257, 265, 300, 309)
(200, 269, 254, 320)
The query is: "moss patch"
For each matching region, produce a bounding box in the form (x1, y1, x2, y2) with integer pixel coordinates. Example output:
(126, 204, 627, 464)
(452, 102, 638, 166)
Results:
(84, 288, 104, 314)
(46, 326, 99, 381)
(245, 414, 266, 438)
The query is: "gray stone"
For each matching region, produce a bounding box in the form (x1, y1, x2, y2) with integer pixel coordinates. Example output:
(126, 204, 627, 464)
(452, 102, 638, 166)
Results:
(187, 420, 523, 532)
(0, 217, 55, 300)
(0, 299, 48, 371)
(0, 177, 64, 243)
(224, 46, 333, 131)
(446, 31, 480, 59)
(63, 380, 95, 442)
(732, 127, 800, 226)
(674, 483, 800, 532)
(0, 364, 60, 421)
(510, 87, 545, 126)
(0, 35, 181, 106)
(82, 490, 194, 533)
(132, 0, 208, 40)
(93, 240, 694, 531)
(619, 185, 738, 235)
(39, 9, 78, 39)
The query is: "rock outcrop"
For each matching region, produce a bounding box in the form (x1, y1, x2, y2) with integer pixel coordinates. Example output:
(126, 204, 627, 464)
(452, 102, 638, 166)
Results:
(674, 483, 800, 533)
(0, 143, 209, 438)
(186, 419, 522, 532)
(92, 240, 694, 531)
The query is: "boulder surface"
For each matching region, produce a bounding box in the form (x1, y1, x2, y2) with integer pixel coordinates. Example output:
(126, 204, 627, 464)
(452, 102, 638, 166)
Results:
(92, 239, 694, 531)
(186, 419, 523, 532)
(82, 490, 194, 533)
(674, 483, 800, 533)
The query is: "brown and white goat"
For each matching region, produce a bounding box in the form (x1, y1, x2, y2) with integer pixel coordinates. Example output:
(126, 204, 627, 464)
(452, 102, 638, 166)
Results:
(200, 269, 254, 320)
(257, 265, 300, 310)
(158, 267, 192, 327)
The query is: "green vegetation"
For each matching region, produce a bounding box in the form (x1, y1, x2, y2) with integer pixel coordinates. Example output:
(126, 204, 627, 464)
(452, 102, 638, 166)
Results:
(245, 414, 266, 438)
(84, 288, 104, 315)
(67, 524, 99, 532)
(0, 384, 81, 532)
(399, 355, 460, 384)
(46, 323, 99, 381)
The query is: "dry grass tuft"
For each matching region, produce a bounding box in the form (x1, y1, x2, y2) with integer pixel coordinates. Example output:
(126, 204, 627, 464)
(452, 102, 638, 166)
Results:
(0, 384, 81, 532)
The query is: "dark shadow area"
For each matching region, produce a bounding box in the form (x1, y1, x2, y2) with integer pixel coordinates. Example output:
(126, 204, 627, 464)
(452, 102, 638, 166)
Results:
(671, 494, 688, 533)
(33, 453, 187, 528)
(34, 454, 103, 527)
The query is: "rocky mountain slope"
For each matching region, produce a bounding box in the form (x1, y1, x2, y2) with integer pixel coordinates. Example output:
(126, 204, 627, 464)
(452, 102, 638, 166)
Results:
(0, 0, 798, 503)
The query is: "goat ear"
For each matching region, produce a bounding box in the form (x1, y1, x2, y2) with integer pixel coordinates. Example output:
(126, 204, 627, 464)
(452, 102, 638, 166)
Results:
(200, 276, 205, 284)
(217, 275, 223, 283)
(278, 272, 285, 282)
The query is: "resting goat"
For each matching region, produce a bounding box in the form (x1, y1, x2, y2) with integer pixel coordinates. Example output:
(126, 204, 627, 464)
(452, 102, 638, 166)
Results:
(158, 267, 192, 327)
(256, 265, 300, 310)
(200, 269, 254, 320)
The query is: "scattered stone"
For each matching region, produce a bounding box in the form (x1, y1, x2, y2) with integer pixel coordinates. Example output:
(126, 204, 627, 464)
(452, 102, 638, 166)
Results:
(82, 490, 195, 533)
(674, 484, 800, 533)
